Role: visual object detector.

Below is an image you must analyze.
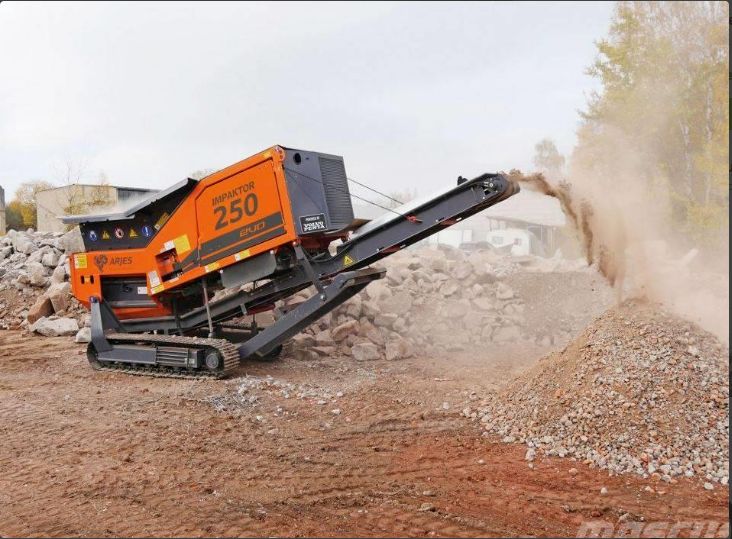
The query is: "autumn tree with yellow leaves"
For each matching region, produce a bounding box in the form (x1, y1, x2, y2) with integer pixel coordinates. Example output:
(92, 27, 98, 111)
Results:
(573, 1, 728, 248)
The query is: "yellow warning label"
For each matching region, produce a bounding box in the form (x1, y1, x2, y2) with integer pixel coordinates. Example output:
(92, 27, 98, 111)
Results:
(172, 234, 191, 254)
(74, 253, 88, 269)
(102, 230, 110, 240)
(205, 262, 220, 273)
(343, 254, 355, 267)
(129, 228, 138, 238)
(155, 212, 170, 230)
(148, 270, 161, 288)
(234, 249, 251, 261)
(151, 284, 164, 294)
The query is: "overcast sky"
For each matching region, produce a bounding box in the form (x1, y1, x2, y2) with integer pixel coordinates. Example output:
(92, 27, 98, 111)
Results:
(0, 1, 613, 205)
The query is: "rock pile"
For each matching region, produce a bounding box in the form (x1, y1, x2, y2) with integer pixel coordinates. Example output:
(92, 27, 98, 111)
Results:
(467, 300, 729, 486)
(0, 228, 87, 339)
(281, 245, 607, 361)
(0, 229, 608, 360)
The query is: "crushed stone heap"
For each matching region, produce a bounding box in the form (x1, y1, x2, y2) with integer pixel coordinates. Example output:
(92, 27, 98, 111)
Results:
(469, 300, 729, 486)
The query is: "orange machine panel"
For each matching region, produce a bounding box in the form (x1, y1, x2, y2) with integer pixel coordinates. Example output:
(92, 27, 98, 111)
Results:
(195, 160, 287, 268)
(67, 147, 303, 320)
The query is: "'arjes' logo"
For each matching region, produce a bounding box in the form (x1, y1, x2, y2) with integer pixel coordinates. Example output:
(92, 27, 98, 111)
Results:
(93, 254, 108, 272)
(111, 256, 133, 266)
(93, 254, 132, 272)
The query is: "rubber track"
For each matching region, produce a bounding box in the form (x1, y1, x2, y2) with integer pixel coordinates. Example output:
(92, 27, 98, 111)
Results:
(92, 332, 240, 380)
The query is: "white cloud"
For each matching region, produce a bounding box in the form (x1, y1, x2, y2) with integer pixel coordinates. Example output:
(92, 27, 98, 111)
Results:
(0, 1, 612, 200)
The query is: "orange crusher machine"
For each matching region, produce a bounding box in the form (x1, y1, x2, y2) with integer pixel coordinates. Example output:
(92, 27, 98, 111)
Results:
(63, 146, 519, 378)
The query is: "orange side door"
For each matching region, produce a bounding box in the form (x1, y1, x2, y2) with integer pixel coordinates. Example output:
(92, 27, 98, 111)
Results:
(195, 160, 288, 268)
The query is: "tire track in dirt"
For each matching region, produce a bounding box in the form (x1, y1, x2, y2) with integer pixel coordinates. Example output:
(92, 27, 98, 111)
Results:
(0, 331, 728, 537)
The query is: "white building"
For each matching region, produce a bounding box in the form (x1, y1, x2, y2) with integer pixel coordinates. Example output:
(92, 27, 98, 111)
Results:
(36, 184, 156, 233)
(352, 188, 566, 257)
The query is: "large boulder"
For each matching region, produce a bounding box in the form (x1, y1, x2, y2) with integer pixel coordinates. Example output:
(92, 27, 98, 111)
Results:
(27, 248, 47, 264)
(472, 297, 495, 311)
(452, 263, 473, 280)
(314, 329, 333, 345)
(48, 282, 72, 313)
(75, 327, 91, 343)
(440, 281, 459, 297)
(378, 290, 413, 316)
(427, 256, 449, 274)
(363, 325, 385, 346)
(290, 333, 318, 361)
(364, 280, 392, 302)
(351, 342, 380, 361)
(374, 313, 398, 329)
(30, 316, 79, 337)
(41, 250, 61, 268)
(59, 228, 84, 254)
(331, 320, 360, 342)
(27, 262, 48, 287)
(495, 282, 515, 300)
(50, 264, 67, 284)
(345, 294, 362, 319)
(385, 334, 414, 361)
(27, 295, 54, 324)
(11, 233, 37, 255)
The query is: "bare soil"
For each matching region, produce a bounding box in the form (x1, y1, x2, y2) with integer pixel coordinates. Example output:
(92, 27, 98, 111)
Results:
(0, 332, 727, 537)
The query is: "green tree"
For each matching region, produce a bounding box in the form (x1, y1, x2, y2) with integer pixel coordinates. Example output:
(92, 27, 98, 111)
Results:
(533, 138, 566, 178)
(12, 180, 55, 229)
(574, 1, 728, 245)
(61, 172, 114, 217)
(5, 200, 25, 231)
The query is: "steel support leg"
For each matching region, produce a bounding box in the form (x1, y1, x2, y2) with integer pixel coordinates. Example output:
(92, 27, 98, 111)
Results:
(89, 296, 123, 353)
(237, 267, 384, 359)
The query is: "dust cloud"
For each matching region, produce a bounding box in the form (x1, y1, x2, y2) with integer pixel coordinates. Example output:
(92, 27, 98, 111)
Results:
(508, 155, 729, 344)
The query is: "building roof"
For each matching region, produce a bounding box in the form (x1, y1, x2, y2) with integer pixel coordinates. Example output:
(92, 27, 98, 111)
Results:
(61, 178, 193, 224)
(36, 183, 156, 195)
(483, 188, 566, 227)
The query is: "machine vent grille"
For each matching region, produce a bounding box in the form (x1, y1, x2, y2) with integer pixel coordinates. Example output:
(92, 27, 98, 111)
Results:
(156, 346, 189, 367)
(319, 156, 354, 230)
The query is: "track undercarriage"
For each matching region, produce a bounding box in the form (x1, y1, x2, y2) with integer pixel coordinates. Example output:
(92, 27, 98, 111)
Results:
(86, 267, 385, 378)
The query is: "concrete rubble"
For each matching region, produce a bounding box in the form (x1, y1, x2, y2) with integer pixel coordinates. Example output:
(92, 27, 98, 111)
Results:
(0, 229, 87, 335)
(2, 230, 607, 367)
(278, 244, 607, 362)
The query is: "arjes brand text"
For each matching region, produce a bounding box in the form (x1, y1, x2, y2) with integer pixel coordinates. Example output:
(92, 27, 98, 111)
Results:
(93, 254, 132, 272)
(211, 181, 255, 206)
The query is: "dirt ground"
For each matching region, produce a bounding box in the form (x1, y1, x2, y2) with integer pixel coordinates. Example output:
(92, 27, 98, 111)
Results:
(0, 332, 727, 538)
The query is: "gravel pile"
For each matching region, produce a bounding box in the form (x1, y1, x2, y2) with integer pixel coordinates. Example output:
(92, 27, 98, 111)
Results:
(205, 374, 350, 416)
(467, 300, 729, 486)
(0, 228, 88, 338)
(282, 244, 608, 361)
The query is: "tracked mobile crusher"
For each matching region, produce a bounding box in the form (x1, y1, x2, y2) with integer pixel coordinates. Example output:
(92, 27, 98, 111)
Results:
(63, 146, 519, 378)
